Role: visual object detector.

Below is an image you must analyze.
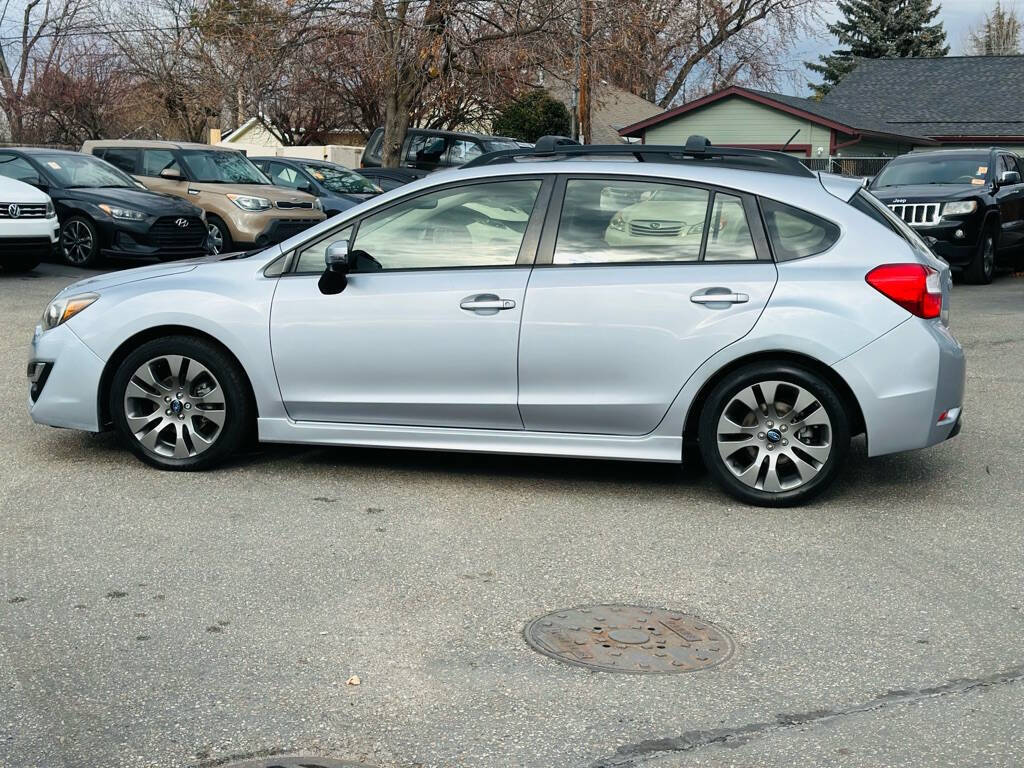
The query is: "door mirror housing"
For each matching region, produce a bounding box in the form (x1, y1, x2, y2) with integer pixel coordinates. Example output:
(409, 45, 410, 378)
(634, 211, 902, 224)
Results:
(319, 239, 350, 295)
(999, 170, 1021, 186)
(159, 167, 183, 181)
(324, 239, 351, 272)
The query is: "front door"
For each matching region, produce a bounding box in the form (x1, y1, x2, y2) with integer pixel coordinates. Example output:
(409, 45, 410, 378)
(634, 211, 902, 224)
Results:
(996, 154, 1024, 251)
(270, 177, 550, 429)
(518, 176, 778, 435)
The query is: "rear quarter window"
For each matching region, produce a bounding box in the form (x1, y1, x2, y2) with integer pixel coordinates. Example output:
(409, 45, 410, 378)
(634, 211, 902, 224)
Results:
(759, 198, 840, 262)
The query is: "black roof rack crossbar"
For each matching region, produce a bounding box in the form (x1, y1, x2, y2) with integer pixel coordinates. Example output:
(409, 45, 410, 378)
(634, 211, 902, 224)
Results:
(462, 134, 814, 178)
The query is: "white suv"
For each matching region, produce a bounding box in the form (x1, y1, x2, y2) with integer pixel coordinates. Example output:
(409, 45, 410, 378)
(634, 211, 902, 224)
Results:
(0, 175, 58, 272)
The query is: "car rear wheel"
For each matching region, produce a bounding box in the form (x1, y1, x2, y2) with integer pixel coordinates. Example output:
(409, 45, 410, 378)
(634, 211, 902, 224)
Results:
(109, 336, 252, 470)
(963, 228, 996, 285)
(61, 216, 102, 267)
(698, 363, 850, 507)
(206, 216, 232, 255)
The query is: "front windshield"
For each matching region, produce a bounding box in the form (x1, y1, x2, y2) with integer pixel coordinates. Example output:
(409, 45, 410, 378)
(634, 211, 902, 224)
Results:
(38, 154, 135, 188)
(301, 163, 381, 194)
(873, 155, 990, 187)
(179, 150, 269, 184)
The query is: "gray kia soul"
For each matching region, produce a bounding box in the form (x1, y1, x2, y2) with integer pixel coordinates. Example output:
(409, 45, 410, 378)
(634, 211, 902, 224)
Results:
(29, 138, 964, 506)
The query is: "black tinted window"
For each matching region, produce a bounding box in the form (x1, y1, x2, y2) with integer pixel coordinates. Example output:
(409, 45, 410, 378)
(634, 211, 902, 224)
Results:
(759, 198, 840, 262)
(102, 148, 138, 174)
(0, 154, 41, 184)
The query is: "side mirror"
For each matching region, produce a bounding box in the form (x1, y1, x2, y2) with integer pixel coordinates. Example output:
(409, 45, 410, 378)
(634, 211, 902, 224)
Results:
(319, 239, 350, 295)
(999, 170, 1021, 186)
(159, 167, 183, 181)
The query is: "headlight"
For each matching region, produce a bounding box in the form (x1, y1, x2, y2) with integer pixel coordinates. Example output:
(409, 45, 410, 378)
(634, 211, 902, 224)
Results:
(226, 193, 272, 211)
(943, 200, 977, 216)
(313, 198, 324, 212)
(42, 293, 98, 330)
(610, 212, 625, 231)
(45, 199, 55, 218)
(98, 203, 145, 221)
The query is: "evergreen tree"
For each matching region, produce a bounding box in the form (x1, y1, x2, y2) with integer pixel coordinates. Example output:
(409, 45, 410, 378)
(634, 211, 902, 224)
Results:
(807, 0, 950, 98)
(492, 90, 571, 143)
(968, 1, 1021, 56)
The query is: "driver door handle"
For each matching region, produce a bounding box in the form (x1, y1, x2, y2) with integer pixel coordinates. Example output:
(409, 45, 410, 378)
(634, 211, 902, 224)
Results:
(690, 292, 749, 305)
(460, 294, 516, 311)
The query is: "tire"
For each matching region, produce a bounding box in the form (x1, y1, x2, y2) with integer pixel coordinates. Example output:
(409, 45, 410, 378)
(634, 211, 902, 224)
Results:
(963, 226, 996, 285)
(698, 363, 851, 507)
(2, 253, 40, 272)
(206, 216, 232, 255)
(109, 335, 253, 470)
(60, 215, 102, 268)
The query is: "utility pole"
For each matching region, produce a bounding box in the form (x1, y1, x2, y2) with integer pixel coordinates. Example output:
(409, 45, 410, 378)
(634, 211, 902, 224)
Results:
(577, 0, 592, 144)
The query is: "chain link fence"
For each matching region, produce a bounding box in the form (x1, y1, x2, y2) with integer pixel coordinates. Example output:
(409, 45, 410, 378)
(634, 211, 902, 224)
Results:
(802, 157, 893, 179)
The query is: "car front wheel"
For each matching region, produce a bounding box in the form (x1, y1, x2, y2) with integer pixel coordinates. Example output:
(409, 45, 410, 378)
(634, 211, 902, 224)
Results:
(109, 336, 252, 470)
(698, 363, 850, 507)
(61, 216, 101, 267)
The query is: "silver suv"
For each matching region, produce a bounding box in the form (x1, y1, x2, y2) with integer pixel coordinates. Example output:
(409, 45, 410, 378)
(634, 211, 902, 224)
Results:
(27, 138, 965, 506)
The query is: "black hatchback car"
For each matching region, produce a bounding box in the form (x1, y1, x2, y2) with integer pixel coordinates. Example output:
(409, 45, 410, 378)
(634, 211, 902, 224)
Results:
(251, 157, 382, 217)
(870, 148, 1024, 284)
(0, 148, 209, 267)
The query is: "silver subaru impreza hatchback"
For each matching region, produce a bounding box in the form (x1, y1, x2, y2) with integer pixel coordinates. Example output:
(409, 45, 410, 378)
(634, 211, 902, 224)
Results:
(27, 139, 965, 506)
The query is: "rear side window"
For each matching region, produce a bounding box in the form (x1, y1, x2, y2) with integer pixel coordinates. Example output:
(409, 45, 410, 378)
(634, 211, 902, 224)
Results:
(363, 128, 384, 163)
(759, 198, 839, 262)
(102, 148, 139, 174)
(553, 178, 757, 265)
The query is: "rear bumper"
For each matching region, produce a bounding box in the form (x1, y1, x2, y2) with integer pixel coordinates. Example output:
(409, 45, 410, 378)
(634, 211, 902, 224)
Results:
(27, 323, 105, 432)
(833, 317, 965, 457)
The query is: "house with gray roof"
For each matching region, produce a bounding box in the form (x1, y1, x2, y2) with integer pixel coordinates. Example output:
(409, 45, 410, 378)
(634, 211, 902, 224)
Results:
(618, 56, 1024, 157)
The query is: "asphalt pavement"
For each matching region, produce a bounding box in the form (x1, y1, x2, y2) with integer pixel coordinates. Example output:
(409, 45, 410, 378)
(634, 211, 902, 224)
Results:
(1, 262, 1022, 768)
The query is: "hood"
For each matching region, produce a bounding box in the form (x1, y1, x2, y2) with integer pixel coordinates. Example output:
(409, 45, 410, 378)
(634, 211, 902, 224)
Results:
(60, 186, 202, 216)
(55, 253, 235, 295)
(188, 182, 318, 205)
(0, 176, 50, 204)
(870, 184, 985, 202)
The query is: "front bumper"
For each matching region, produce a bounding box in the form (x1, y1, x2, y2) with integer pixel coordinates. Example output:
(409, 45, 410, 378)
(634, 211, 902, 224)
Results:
(27, 323, 105, 432)
(914, 220, 981, 267)
(833, 317, 965, 457)
(97, 215, 210, 261)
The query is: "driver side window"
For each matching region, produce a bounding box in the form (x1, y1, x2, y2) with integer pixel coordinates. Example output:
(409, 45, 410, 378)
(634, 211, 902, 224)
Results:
(351, 179, 542, 270)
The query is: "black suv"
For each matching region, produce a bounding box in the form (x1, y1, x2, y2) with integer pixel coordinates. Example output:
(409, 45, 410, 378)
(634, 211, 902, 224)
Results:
(360, 128, 520, 171)
(869, 148, 1024, 284)
(0, 148, 209, 268)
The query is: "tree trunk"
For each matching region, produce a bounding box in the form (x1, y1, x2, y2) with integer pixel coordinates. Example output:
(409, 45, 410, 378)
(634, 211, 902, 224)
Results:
(381, 88, 412, 167)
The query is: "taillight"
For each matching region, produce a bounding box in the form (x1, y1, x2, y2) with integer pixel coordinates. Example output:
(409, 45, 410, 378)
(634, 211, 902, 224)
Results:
(865, 263, 942, 319)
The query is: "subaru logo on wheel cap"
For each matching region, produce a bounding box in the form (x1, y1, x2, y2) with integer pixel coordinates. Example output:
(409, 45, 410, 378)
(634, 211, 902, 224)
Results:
(175, 218, 189, 228)
(766, 429, 782, 443)
(8, 204, 20, 218)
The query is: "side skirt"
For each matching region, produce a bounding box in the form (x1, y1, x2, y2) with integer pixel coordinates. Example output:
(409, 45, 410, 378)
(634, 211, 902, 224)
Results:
(257, 418, 682, 463)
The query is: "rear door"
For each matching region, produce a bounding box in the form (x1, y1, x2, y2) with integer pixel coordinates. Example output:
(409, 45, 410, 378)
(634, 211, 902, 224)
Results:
(517, 175, 777, 435)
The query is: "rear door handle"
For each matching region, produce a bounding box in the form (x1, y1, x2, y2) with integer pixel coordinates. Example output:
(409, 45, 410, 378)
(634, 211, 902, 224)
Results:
(460, 294, 516, 312)
(690, 291, 749, 305)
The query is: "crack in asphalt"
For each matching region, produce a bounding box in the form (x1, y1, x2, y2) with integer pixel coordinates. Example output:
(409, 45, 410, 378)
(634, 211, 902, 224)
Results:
(590, 664, 1024, 767)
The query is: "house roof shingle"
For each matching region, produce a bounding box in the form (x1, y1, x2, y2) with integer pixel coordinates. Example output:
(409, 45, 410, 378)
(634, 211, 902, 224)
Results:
(547, 79, 662, 144)
(821, 56, 1024, 138)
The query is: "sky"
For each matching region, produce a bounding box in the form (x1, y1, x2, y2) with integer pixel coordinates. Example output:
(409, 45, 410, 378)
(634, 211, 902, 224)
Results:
(786, 0, 1000, 95)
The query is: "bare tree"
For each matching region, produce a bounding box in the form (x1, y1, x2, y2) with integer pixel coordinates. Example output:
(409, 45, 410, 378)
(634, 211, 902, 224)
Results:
(968, 1, 1021, 55)
(0, 0, 87, 141)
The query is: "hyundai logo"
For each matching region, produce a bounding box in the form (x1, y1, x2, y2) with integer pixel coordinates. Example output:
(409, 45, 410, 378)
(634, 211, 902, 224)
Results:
(175, 218, 189, 228)
(8, 204, 20, 218)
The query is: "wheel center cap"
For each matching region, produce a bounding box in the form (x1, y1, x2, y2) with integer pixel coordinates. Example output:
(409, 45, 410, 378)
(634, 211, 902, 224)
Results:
(766, 429, 782, 443)
(170, 399, 183, 415)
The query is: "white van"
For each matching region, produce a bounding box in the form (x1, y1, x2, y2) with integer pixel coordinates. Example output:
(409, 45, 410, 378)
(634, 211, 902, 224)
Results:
(0, 176, 58, 272)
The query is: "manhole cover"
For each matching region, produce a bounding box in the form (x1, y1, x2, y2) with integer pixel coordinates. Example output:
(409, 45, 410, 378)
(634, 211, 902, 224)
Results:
(524, 604, 735, 674)
(219, 759, 374, 768)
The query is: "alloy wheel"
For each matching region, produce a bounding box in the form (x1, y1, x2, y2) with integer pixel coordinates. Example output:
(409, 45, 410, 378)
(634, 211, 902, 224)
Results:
(62, 220, 94, 265)
(207, 222, 224, 254)
(983, 236, 995, 279)
(122, 355, 226, 458)
(715, 379, 833, 493)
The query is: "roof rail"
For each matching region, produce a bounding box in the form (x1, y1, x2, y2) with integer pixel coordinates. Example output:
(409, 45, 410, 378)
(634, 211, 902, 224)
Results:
(462, 134, 814, 178)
